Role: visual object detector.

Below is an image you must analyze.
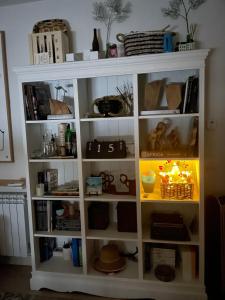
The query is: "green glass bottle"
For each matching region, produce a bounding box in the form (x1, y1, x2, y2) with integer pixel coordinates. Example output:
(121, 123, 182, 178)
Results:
(92, 28, 99, 51)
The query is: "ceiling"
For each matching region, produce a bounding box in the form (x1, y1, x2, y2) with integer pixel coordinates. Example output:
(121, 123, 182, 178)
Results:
(0, 0, 42, 6)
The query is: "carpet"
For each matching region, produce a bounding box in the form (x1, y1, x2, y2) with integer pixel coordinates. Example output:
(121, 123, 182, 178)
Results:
(0, 292, 153, 300)
(0, 293, 30, 300)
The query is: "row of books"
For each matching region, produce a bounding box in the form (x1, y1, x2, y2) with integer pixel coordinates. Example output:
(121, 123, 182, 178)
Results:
(140, 75, 199, 115)
(182, 75, 199, 114)
(23, 82, 51, 120)
(35, 200, 81, 232)
(39, 237, 82, 267)
(35, 200, 55, 232)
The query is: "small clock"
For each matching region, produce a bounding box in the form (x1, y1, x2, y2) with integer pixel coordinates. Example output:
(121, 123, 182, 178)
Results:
(86, 140, 127, 159)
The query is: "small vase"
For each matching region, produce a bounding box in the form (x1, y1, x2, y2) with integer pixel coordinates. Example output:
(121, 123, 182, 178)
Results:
(105, 43, 110, 58)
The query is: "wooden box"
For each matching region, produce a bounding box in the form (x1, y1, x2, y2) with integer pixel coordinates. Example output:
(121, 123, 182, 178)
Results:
(29, 31, 69, 64)
(117, 202, 137, 232)
(88, 202, 109, 230)
(86, 140, 126, 159)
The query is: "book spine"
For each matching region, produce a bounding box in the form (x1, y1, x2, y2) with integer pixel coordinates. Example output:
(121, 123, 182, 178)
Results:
(182, 78, 190, 113)
(35, 200, 48, 231)
(47, 200, 52, 232)
(185, 76, 195, 113)
(181, 246, 196, 281)
(24, 85, 34, 120)
(71, 238, 80, 266)
(188, 77, 199, 113)
(78, 239, 82, 266)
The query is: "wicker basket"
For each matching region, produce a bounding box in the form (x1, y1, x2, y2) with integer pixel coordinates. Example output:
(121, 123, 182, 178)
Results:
(160, 183, 193, 200)
(116, 31, 167, 56)
(33, 19, 69, 34)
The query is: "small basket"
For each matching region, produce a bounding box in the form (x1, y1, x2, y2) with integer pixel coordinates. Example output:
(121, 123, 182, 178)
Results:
(178, 42, 196, 51)
(160, 183, 193, 200)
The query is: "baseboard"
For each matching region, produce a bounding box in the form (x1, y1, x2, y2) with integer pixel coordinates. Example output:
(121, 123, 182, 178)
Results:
(0, 255, 31, 265)
(31, 271, 207, 300)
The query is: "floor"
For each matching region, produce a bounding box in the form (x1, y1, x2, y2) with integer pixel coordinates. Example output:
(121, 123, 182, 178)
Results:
(0, 264, 122, 300)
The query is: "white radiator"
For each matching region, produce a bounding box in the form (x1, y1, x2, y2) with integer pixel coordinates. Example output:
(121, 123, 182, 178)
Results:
(0, 192, 29, 257)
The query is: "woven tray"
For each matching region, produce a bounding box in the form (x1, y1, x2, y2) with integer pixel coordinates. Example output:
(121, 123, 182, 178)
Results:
(160, 183, 193, 200)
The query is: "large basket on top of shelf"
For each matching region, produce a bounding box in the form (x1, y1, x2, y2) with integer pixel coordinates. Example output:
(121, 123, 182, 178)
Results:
(160, 183, 194, 200)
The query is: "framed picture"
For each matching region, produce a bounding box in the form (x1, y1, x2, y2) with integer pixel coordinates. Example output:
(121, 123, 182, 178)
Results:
(86, 176, 102, 195)
(0, 31, 13, 162)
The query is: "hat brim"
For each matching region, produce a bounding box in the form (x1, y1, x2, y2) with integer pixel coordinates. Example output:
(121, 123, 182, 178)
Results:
(94, 257, 126, 273)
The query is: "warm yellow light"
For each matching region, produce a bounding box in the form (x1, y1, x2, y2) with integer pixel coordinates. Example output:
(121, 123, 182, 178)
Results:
(139, 159, 199, 201)
(159, 162, 192, 184)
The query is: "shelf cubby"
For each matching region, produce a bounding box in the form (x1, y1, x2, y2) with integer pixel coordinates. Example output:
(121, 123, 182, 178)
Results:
(86, 239, 139, 279)
(143, 242, 199, 284)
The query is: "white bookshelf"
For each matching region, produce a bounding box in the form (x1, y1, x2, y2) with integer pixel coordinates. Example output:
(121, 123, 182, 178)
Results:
(14, 50, 209, 300)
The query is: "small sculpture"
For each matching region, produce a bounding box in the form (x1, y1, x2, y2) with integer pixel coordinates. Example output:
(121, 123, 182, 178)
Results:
(167, 127, 181, 150)
(148, 121, 168, 151)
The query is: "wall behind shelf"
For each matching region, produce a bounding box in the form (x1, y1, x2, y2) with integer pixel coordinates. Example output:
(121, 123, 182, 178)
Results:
(0, 0, 224, 197)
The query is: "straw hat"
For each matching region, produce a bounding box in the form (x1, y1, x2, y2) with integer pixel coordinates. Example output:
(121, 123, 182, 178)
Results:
(94, 244, 126, 273)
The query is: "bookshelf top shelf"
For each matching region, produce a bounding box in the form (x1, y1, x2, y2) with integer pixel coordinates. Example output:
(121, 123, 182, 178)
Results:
(14, 49, 210, 82)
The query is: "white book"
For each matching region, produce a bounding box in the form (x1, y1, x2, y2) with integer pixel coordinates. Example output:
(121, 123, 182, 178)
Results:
(47, 114, 74, 120)
(140, 109, 180, 116)
(182, 78, 190, 113)
(181, 247, 196, 281)
(47, 200, 52, 232)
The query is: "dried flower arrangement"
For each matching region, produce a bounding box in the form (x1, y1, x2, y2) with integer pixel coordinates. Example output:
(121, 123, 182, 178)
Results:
(161, 0, 207, 43)
(92, 0, 132, 56)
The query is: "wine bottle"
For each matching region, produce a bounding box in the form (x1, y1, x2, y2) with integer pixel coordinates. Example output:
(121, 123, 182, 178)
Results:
(65, 124, 72, 156)
(92, 28, 99, 51)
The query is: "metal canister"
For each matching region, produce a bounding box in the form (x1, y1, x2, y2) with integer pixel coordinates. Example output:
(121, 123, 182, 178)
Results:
(58, 123, 67, 146)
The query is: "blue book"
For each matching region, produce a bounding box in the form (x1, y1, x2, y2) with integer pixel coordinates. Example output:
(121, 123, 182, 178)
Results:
(71, 238, 80, 267)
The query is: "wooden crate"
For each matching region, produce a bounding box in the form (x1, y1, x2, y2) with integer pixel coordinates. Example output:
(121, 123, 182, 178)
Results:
(29, 31, 69, 64)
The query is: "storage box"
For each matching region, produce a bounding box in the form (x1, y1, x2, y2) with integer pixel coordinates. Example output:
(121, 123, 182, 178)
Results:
(88, 202, 109, 230)
(117, 202, 137, 232)
(151, 212, 190, 241)
(151, 247, 176, 269)
(29, 31, 69, 64)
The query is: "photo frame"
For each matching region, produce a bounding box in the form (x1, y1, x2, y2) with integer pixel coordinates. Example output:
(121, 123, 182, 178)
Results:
(0, 31, 13, 162)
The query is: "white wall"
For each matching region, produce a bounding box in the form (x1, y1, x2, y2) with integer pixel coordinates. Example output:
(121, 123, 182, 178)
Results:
(0, 0, 224, 196)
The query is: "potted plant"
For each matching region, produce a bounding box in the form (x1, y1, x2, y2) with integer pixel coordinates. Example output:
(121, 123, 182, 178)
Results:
(161, 0, 206, 50)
